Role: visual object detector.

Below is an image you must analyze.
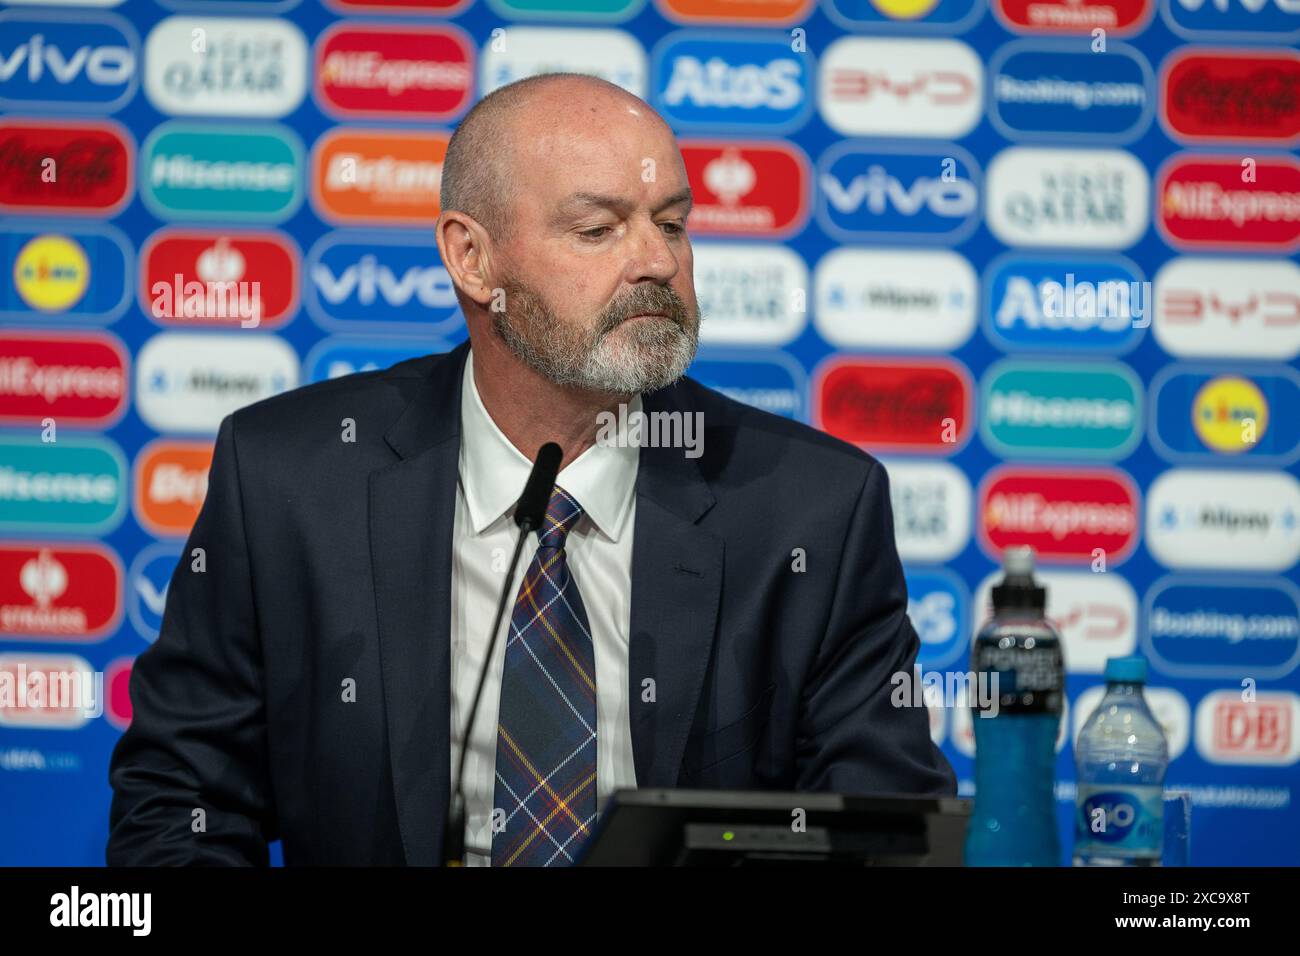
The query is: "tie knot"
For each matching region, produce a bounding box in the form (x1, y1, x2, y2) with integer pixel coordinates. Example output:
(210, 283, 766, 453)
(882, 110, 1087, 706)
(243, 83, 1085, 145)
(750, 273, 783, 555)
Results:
(537, 485, 583, 550)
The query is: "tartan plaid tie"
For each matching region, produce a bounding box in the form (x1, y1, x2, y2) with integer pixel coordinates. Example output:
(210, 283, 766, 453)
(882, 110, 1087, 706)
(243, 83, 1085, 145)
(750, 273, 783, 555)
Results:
(490, 485, 597, 866)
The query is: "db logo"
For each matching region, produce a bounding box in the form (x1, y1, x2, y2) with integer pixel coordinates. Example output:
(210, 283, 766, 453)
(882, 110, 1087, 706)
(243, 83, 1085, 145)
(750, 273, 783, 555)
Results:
(311, 129, 447, 225)
(813, 357, 973, 454)
(133, 440, 213, 538)
(1157, 154, 1300, 252)
(0, 543, 122, 641)
(994, 0, 1153, 34)
(0, 331, 128, 428)
(1161, 48, 1300, 146)
(978, 466, 1140, 565)
(0, 119, 132, 216)
(139, 229, 299, 330)
(314, 23, 474, 121)
(1195, 690, 1300, 765)
(679, 140, 809, 237)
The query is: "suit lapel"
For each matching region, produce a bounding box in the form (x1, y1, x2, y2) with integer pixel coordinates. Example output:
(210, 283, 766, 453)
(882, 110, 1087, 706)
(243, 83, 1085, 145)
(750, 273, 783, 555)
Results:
(627, 383, 724, 788)
(370, 341, 468, 866)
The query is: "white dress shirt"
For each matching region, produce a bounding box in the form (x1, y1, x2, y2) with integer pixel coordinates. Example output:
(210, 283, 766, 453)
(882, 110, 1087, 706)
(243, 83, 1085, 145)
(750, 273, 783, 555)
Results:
(449, 349, 641, 865)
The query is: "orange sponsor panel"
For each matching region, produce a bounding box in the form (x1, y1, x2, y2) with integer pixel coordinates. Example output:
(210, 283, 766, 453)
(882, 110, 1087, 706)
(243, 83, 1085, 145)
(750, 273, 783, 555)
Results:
(656, 0, 813, 24)
(133, 440, 214, 538)
(312, 129, 448, 225)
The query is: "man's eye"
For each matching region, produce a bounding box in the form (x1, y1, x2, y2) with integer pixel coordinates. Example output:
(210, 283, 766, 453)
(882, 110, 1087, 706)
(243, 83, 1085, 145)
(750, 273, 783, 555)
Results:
(659, 221, 685, 236)
(579, 226, 612, 240)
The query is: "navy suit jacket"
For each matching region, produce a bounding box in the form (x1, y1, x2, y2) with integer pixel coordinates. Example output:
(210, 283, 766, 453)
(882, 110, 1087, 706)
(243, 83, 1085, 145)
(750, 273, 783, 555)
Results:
(107, 340, 956, 865)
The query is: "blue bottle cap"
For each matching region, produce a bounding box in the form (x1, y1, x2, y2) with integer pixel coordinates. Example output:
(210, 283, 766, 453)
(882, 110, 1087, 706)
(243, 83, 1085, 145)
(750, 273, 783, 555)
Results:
(1105, 655, 1148, 684)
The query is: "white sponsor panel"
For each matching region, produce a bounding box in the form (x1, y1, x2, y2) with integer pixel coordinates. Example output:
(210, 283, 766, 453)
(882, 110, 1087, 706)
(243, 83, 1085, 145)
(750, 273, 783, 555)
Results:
(693, 242, 808, 346)
(1194, 690, 1300, 766)
(0, 653, 97, 729)
(1147, 469, 1300, 571)
(880, 459, 972, 563)
(986, 147, 1149, 249)
(145, 16, 308, 117)
(974, 569, 1138, 674)
(135, 332, 299, 433)
(818, 38, 983, 139)
(479, 28, 646, 97)
(1074, 684, 1190, 760)
(1154, 257, 1300, 360)
(813, 248, 977, 350)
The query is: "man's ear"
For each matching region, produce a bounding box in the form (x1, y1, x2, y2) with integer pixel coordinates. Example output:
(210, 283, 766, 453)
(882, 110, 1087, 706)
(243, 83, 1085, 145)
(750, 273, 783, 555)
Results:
(435, 211, 496, 308)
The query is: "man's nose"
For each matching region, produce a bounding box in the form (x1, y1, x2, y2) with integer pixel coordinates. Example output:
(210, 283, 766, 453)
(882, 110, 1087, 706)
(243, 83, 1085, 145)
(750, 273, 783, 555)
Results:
(626, 217, 680, 284)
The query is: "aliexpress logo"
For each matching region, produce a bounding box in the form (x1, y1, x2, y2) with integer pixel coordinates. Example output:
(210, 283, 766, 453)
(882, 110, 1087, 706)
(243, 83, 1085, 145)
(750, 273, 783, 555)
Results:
(311, 129, 447, 226)
(133, 439, 212, 538)
(1157, 154, 1300, 252)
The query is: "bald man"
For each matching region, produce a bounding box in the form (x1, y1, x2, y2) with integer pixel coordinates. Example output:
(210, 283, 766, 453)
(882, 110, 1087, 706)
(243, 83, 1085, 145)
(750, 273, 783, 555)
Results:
(107, 74, 956, 868)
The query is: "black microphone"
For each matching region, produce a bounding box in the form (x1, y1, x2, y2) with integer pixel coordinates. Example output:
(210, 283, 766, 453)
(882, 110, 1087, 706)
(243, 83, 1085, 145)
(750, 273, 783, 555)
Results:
(443, 441, 563, 866)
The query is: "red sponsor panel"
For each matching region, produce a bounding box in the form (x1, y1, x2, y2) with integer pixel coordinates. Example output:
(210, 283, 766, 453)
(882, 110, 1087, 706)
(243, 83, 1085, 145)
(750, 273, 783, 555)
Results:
(995, 0, 1151, 34)
(978, 467, 1140, 565)
(680, 140, 810, 237)
(0, 120, 133, 216)
(1161, 49, 1300, 146)
(1213, 699, 1292, 759)
(315, 23, 474, 121)
(1157, 154, 1300, 252)
(813, 357, 972, 454)
(326, 0, 472, 12)
(0, 544, 122, 641)
(105, 657, 133, 729)
(139, 230, 299, 330)
(0, 331, 128, 428)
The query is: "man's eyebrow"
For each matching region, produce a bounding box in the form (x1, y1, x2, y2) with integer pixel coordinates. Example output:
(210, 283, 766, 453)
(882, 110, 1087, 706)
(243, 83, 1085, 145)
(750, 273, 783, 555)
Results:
(552, 188, 694, 222)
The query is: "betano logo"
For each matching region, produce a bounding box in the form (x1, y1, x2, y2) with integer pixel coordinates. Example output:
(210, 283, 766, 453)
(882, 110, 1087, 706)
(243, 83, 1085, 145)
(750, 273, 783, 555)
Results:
(1160, 48, 1300, 145)
(133, 440, 212, 538)
(0, 119, 133, 216)
(1153, 257, 1300, 359)
(314, 23, 474, 121)
(655, 0, 811, 23)
(0, 331, 128, 428)
(0, 543, 121, 641)
(0, 11, 139, 113)
(311, 129, 447, 225)
(1157, 153, 1300, 251)
(814, 357, 973, 453)
(679, 140, 809, 237)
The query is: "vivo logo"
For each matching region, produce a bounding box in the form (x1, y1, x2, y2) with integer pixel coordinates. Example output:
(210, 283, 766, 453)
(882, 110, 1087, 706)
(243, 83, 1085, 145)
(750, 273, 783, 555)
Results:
(0, 35, 132, 84)
(313, 258, 454, 309)
(0, 13, 138, 112)
(823, 168, 976, 216)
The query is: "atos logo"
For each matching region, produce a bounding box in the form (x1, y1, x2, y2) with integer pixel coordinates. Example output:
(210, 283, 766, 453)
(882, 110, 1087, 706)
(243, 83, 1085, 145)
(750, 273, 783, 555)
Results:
(906, 568, 969, 669)
(1161, 48, 1300, 145)
(1154, 258, 1300, 360)
(128, 543, 181, 643)
(1157, 154, 1300, 252)
(652, 34, 812, 133)
(0, 12, 139, 113)
(314, 23, 474, 122)
(814, 357, 973, 454)
(0, 120, 133, 217)
(996, 0, 1154, 33)
(1195, 690, 1300, 766)
(305, 233, 463, 336)
(1145, 576, 1300, 679)
(1150, 366, 1300, 466)
(1161, 0, 1300, 43)
(680, 140, 810, 237)
(985, 254, 1148, 353)
(817, 144, 980, 243)
(989, 41, 1153, 142)
(688, 352, 805, 420)
(2, 225, 132, 325)
(0, 331, 128, 428)
(979, 466, 1140, 565)
(0, 543, 122, 642)
(823, 0, 983, 31)
(304, 339, 449, 384)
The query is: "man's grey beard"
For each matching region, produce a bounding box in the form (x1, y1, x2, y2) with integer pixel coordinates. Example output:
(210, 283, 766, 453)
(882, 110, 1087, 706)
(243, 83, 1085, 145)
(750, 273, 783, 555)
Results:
(491, 277, 699, 394)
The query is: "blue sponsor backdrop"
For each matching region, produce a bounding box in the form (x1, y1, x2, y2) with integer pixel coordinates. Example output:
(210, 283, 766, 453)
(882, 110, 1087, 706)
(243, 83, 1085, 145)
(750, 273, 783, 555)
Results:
(1, 0, 1298, 866)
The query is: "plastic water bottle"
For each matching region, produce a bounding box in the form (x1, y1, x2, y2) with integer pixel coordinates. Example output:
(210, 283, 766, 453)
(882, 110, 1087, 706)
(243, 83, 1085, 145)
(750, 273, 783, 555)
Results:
(964, 546, 1065, 867)
(1073, 655, 1169, 866)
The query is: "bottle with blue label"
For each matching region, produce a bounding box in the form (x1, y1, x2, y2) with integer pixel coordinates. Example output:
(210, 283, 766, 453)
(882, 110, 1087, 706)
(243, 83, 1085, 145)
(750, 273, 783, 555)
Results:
(964, 546, 1065, 866)
(1073, 655, 1169, 866)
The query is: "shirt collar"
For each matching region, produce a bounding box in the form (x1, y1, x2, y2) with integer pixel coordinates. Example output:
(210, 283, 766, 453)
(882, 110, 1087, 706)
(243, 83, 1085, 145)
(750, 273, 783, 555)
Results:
(458, 348, 641, 542)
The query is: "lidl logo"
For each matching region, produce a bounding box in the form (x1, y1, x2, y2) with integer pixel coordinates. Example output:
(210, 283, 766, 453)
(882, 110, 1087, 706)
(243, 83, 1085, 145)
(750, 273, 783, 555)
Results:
(304, 338, 448, 383)
(1161, 48, 1300, 145)
(817, 143, 980, 243)
(311, 129, 446, 226)
(2, 224, 131, 325)
(996, 0, 1153, 33)
(1150, 366, 1300, 465)
(1161, 0, 1300, 42)
(981, 359, 1143, 459)
(822, 0, 982, 31)
(0, 436, 126, 534)
(979, 466, 1140, 565)
(0, 543, 121, 641)
(141, 122, 304, 222)
(1153, 257, 1300, 360)
(679, 140, 809, 237)
(989, 40, 1153, 142)
(0, 331, 129, 428)
(656, 0, 812, 22)
(984, 253, 1148, 353)
(687, 353, 805, 420)
(128, 543, 181, 643)
(315, 23, 474, 121)
(0, 11, 139, 113)
(1157, 154, 1300, 252)
(133, 439, 213, 538)
(814, 357, 972, 453)
(652, 33, 813, 132)
(0, 119, 133, 216)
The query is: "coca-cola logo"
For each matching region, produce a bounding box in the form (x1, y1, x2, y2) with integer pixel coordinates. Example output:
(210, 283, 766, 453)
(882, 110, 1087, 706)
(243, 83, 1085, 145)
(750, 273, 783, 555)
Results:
(1162, 49, 1300, 144)
(0, 120, 132, 214)
(814, 358, 972, 453)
